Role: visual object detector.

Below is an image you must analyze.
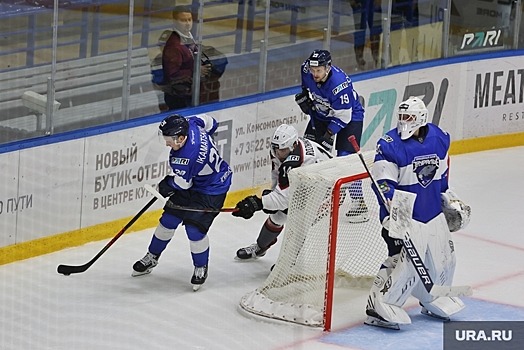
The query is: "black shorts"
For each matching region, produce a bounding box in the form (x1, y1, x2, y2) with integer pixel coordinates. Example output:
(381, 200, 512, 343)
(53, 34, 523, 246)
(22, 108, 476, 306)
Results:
(305, 119, 363, 154)
(164, 189, 227, 234)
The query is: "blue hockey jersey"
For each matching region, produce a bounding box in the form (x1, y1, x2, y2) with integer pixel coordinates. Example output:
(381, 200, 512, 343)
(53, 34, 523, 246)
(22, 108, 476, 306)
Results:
(167, 114, 232, 195)
(300, 62, 364, 135)
(371, 123, 450, 224)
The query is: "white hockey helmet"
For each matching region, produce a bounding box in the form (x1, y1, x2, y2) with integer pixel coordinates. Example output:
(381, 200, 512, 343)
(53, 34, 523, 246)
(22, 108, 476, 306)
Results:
(271, 124, 298, 157)
(397, 96, 428, 140)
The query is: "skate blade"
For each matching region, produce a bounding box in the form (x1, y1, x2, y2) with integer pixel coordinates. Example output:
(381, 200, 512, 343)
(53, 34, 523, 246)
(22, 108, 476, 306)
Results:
(192, 284, 203, 291)
(364, 316, 400, 330)
(233, 254, 265, 261)
(131, 269, 152, 277)
(421, 308, 450, 322)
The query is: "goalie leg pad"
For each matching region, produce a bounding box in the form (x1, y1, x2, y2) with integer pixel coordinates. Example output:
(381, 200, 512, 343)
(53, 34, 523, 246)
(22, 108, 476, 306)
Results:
(366, 255, 411, 325)
(413, 214, 457, 303)
(381, 226, 429, 308)
(420, 296, 465, 319)
(364, 309, 403, 330)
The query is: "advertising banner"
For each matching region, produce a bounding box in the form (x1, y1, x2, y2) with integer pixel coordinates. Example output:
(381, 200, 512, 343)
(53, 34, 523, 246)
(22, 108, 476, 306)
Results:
(1, 54, 523, 247)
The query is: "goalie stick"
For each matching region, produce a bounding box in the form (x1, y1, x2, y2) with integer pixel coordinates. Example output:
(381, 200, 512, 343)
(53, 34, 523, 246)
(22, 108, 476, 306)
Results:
(348, 135, 472, 298)
(143, 184, 238, 213)
(57, 196, 158, 276)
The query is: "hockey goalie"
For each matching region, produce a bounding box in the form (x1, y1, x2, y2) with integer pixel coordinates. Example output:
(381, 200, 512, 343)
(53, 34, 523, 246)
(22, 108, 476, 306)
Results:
(364, 96, 472, 330)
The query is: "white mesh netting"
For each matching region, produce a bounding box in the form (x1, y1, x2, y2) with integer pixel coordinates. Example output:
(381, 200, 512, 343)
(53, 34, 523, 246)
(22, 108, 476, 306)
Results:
(239, 151, 388, 328)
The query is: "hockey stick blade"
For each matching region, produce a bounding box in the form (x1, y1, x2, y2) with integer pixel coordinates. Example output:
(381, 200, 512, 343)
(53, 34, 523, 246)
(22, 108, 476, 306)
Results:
(57, 262, 92, 275)
(57, 196, 158, 276)
(143, 184, 238, 213)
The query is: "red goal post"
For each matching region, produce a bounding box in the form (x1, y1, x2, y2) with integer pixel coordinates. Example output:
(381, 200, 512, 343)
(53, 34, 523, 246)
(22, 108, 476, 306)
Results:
(239, 151, 387, 331)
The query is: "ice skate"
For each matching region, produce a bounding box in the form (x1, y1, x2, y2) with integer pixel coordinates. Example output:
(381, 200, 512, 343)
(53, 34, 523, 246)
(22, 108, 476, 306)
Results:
(346, 198, 369, 223)
(132, 252, 159, 276)
(235, 243, 268, 260)
(191, 265, 208, 291)
(364, 309, 400, 330)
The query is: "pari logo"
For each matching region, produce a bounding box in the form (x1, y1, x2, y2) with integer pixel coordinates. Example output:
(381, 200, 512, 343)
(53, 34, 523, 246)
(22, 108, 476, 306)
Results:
(460, 29, 503, 50)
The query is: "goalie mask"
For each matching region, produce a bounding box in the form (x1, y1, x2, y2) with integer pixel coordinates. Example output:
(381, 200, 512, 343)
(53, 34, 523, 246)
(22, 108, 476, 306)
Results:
(271, 124, 298, 161)
(397, 96, 428, 140)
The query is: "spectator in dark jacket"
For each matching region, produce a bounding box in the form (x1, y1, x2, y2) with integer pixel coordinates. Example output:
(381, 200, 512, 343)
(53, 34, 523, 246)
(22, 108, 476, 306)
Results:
(162, 5, 225, 110)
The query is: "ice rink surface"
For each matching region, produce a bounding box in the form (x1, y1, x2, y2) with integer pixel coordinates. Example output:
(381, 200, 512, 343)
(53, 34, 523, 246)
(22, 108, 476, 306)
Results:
(1, 146, 523, 350)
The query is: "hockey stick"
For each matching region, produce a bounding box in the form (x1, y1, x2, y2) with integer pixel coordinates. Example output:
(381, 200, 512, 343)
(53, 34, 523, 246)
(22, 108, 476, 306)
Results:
(143, 184, 238, 213)
(348, 135, 472, 298)
(57, 196, 158, 276)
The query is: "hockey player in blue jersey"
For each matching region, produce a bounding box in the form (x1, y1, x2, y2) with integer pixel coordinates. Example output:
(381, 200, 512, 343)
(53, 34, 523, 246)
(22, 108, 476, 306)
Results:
(364, 96, 471, 329)
(295, 49, 368, 222)
(132, 113, 232, 291)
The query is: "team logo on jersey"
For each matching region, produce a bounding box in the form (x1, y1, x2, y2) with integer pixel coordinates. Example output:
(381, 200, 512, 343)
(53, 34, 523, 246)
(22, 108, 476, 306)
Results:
(412, 154, 439, 188)
(171, 157, 190, 165)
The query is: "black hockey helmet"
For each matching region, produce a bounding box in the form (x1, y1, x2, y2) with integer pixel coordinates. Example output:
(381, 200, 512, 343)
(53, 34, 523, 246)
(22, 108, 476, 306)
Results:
(159, 114, 189, 137)
(307, 49, 332, 67)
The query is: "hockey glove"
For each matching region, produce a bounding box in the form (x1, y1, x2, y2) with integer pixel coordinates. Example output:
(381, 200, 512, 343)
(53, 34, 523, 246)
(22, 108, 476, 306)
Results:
(319, 131, 335, 152)
(441, 190, 471, 232)
(295, 89, 314, 115)
(232, 195, 263, 219)
(261, 189, 278, 214)
(158, 175, 177, 197)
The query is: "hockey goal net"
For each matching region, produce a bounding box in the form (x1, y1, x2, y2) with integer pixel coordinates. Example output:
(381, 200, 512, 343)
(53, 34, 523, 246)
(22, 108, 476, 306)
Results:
(239, 151, 387, 331)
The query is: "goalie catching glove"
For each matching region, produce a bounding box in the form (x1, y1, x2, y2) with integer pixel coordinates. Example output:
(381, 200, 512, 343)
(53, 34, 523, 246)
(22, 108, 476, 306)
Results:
(441, 189, 471, 232)
(232, 195, 263, 219)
